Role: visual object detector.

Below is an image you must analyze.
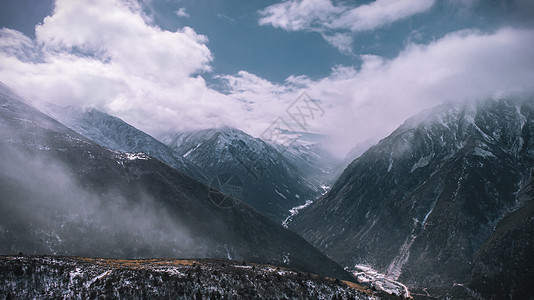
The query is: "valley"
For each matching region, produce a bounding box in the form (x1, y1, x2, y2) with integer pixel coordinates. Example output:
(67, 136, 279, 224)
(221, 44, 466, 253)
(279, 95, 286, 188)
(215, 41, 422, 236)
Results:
(2, 81, 533, 299)
(1, 0, 533, 298)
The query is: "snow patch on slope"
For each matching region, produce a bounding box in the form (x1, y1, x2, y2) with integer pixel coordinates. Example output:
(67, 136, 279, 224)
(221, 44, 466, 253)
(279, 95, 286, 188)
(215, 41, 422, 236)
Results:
(473, 147, 495, 158)
(410, 155, 433, 173)
(183, 143, 202, 157)
(274, 189, 287, 199)
(126, 152, 150, 160)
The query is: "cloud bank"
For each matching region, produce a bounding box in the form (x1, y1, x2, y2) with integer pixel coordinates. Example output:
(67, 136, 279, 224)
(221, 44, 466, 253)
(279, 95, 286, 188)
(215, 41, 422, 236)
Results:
(221, 27, 534, 156)
(0, 0, 533, 158)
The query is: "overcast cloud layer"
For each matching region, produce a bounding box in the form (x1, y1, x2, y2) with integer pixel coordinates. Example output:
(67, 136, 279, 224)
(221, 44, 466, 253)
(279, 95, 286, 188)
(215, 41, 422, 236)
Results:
(1, 0, 534, 157)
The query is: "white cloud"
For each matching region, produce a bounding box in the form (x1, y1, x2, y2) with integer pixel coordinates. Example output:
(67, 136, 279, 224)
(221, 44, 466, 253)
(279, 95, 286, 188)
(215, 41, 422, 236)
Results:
(0, 28, 37, 61)
(36, 0, 211, 78)
(215, 71, 305, 131)
(320, 32, 354, 54)
(259, 0, 436, 52)
(217, 71, 290, 96)
(221, 28, 534, 156)
(0, 0, 246, 134)
(331, 0, 436, 32)
(1, 0, 533, 160)
(175, 7, 189, 18)
(258, 0, 343, 31)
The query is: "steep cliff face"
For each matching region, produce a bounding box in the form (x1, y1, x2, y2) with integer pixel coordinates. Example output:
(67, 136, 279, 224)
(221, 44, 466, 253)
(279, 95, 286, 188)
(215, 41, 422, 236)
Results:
(292, 98, 534, 297)
(0, 256, 378, 300)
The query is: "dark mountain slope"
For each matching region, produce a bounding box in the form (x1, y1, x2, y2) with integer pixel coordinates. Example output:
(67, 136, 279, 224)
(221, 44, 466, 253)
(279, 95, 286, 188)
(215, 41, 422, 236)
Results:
(0, 83, 352, 282)
(469, 176, 534, 299)
(291, 98, 534, 297)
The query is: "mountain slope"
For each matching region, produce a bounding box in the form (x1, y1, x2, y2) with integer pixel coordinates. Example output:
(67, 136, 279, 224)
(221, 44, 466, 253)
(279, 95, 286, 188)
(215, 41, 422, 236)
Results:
(291, 98, 534, 298)
(43, 104, 208, 184)
(160, 127, 321, 223)
(0, 83, 353, 282)
(469, 176, 534, 299)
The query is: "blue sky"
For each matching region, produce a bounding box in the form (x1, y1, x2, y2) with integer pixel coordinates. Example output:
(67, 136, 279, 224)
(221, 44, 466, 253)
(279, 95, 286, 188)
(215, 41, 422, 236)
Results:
(3, 0, 529, 84)
(1, 0, 534, 156)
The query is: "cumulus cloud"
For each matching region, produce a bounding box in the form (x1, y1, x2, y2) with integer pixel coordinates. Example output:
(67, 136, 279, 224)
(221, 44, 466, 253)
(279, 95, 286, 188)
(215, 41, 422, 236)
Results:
(222, 27, 534, 156)
(0, 0, 244, 134)
(259, 0, 436, 52)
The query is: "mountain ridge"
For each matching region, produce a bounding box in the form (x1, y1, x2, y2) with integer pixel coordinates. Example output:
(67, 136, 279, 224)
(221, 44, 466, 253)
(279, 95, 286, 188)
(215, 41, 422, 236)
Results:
(42, 104, 209, 184)
(291, 98, 534, 298)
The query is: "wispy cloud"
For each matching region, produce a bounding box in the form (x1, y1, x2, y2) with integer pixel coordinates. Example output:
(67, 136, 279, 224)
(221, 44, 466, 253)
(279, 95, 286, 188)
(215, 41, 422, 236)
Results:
(320, 32, 353, 54)
(259, 0, 344, 31)
(175, 7, 189, 18)
(0, 28, 37, 61)
(217, 13, 235, 23)
(259, 0, 436, 53)
(331, 0, 436, 32)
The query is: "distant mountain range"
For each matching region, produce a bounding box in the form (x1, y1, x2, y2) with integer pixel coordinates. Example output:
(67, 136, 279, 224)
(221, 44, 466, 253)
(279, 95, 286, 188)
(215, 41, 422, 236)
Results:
(0, 82, 352, 282)
(159, 127, 327, 222)
(44, 103, 337, 224)
(291, 98, 534, 299)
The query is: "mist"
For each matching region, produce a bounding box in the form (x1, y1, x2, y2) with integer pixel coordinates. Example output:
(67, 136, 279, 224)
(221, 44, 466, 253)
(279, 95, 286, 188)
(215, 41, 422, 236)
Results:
(0, 142, 212, 258)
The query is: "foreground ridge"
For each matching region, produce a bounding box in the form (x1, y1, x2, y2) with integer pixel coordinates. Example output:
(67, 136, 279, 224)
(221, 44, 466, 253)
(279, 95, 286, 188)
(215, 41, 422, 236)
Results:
(0, 255, 397, 299)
